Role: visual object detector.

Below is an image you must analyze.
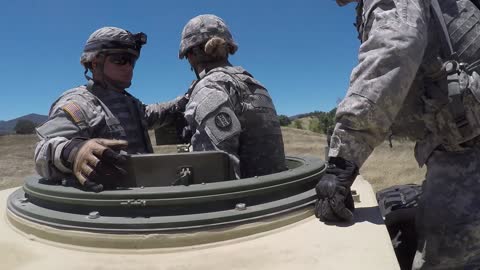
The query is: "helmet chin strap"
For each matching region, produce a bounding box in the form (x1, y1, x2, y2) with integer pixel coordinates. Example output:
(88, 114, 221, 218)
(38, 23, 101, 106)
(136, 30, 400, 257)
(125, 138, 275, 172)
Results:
(191, 64, 201, 80)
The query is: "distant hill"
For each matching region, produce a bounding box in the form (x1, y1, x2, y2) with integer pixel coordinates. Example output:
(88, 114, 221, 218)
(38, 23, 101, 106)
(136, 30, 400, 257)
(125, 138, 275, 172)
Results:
(0, 114, 48, 135)
(287, 108, 336, 135)
(289, 108, 336, 121)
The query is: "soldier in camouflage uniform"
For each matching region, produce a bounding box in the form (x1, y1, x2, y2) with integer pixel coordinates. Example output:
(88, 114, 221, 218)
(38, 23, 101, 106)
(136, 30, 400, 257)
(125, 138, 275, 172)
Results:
(35, 27, 186, 192)
(179, 14, 286, 179)
(316, 0, 480, 269)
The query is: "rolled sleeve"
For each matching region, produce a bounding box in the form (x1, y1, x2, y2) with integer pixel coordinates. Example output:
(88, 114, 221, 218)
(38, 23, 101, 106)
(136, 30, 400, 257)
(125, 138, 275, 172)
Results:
(34, 105, 85, 179)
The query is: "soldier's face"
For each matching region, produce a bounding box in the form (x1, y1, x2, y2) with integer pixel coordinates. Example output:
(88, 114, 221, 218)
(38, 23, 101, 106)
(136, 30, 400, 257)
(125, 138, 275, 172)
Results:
(102, 54, 134, 84)
(336, 0, 357, 6)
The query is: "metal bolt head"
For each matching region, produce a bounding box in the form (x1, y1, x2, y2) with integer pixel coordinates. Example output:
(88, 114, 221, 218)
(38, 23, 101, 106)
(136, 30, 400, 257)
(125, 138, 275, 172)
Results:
(18, 198, 28, 203)
(87, 211, 100, 219)
(235, 203, 247, 211)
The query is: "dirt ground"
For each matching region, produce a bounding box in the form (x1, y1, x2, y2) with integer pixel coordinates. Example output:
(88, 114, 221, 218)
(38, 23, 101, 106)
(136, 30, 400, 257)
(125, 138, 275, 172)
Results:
(0, 128, 425, 192)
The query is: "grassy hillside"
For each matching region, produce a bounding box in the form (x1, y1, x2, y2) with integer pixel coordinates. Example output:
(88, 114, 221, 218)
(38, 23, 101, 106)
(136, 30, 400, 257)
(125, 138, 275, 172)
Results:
(288, 117, 314, 130)
(0, 128, 425, 192)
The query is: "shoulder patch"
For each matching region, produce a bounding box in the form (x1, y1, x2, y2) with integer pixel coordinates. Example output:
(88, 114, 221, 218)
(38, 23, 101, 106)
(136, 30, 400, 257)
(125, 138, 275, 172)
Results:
(215, 112, 232, 130)
(62, 102, 85, 124)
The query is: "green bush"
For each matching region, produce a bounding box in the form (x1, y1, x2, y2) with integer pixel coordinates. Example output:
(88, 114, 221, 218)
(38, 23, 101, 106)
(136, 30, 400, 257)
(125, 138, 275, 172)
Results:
(293, 120, 303, 129)
(14, 119, 36, 134)
(278, 115, 291, 126)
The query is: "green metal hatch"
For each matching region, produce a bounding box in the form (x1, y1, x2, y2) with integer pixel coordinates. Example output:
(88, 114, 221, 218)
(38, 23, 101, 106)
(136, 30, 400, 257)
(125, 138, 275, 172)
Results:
(7, 153, 324, 234)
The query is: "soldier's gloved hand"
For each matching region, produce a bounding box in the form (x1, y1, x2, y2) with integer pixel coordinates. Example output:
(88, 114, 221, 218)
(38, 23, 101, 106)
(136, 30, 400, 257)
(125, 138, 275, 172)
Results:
(173, 79, 195, 113)
(62, 138, 128, 192)
(315, 157, 358, 222)
(154, 95, 189, 115)
(173, 95, 189, 113)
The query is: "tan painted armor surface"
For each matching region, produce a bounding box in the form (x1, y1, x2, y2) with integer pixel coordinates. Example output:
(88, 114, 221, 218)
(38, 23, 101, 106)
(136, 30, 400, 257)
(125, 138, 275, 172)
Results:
(0, 176, 399, 270)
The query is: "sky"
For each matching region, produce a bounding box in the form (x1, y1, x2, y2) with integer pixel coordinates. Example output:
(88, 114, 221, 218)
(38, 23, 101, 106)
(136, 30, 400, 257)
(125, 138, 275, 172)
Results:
(0, 0, 360, 121)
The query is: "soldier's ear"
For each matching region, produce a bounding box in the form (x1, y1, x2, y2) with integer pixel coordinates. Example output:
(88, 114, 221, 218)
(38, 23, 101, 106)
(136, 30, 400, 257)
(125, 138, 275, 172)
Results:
(91, 59, 98, 70)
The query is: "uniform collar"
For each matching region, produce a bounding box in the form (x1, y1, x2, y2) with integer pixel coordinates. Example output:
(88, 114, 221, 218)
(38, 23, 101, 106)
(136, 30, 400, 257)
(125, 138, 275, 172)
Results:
(86, 79, 127, 97)
(198, 61, 234, 79)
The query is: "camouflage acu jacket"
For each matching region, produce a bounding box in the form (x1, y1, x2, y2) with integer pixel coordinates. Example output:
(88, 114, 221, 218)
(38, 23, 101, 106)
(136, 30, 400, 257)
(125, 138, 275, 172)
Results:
(330, 0, 480, 167)
(35, 81, 179, 180)
(184, 65, 286, 178)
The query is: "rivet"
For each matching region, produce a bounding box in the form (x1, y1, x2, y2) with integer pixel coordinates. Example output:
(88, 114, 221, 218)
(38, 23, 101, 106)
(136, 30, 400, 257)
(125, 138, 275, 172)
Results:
(87, 211, 100, 219)
(235, 203, 247, 211)
(18, 198, 28, 203)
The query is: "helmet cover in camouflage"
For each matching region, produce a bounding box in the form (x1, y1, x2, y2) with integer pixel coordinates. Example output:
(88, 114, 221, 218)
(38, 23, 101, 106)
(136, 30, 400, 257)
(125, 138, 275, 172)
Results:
(179, 14, 238, 59)
(80, 26, 147, 65)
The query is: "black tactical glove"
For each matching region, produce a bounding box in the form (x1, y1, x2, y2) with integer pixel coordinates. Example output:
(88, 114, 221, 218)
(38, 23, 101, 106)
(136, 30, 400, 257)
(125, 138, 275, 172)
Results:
(170, 95, 189, 113)
(61, 138, 128, 192)
(315, 157, 358, 222)
(171, 79, 196, 112)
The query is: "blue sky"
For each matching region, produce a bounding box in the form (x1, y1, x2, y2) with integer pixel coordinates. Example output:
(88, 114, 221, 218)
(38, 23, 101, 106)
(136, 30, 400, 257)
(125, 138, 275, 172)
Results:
(0, 0, 359, 121)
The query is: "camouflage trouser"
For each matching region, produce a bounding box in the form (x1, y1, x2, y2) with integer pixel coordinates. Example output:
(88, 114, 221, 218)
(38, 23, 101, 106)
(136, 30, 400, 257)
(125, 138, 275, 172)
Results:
(412, 145, 480, 270)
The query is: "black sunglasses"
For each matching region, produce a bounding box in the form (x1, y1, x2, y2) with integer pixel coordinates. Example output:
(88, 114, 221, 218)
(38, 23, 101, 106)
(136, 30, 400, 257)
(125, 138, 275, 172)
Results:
(107, 53, 138, 66)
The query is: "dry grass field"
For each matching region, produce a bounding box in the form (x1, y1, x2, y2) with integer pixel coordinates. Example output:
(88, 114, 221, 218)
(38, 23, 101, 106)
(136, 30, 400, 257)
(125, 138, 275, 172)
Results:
(0, 127, 425, 192)
(0, 134, 38, 190)
(282, 127, 425, 191)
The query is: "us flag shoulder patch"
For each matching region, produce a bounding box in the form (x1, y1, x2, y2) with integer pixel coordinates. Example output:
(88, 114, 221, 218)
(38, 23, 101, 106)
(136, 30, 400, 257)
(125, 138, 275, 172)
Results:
(62, 102, 85, 123)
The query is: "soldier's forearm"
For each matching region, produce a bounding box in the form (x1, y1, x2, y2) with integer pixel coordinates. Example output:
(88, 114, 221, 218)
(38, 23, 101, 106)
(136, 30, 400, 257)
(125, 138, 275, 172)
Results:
(34, 137, 72, 180)
(329, 94, 392, 167)
(216, 140, 241, 179)
(328, 123, 375, 169)
(145, 96, 186, 129)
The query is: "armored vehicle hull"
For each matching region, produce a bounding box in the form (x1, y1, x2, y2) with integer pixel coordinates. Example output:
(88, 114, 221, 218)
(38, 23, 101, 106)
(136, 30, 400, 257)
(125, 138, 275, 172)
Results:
(1, 154, 400, 269)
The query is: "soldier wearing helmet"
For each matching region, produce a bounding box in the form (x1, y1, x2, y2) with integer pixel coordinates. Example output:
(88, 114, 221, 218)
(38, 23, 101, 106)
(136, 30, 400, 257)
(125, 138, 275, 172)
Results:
(179, 14, 286, 178)
(35, 26, 186, 192)
(316, 0, 480, 268)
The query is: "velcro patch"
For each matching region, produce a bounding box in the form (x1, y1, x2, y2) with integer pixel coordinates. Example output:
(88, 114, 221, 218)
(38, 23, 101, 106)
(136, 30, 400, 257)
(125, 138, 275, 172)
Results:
(215, 112, 232, 130)
(62, 102, 85, 123)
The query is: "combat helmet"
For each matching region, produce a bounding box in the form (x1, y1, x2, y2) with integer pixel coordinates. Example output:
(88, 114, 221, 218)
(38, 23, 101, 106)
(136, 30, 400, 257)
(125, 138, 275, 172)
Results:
(80, 26, 147, 67)
(179, 14, 238, 59)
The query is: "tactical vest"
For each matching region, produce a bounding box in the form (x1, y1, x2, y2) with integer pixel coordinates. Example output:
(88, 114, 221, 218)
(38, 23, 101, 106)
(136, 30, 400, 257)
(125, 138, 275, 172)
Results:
(357, 0, 480, 165)
(62, 84, 153, 154)
(205, 67, 287, 178)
